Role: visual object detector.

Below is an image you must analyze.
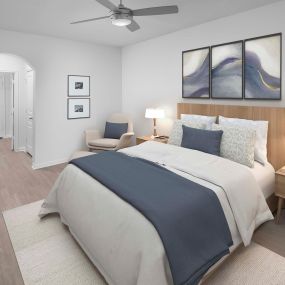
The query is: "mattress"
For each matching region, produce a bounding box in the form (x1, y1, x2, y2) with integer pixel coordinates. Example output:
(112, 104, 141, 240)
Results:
(250, 162, 275, 198)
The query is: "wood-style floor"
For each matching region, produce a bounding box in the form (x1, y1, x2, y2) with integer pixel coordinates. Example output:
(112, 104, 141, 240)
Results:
(0, 138, 65, 285)
(0, 137, 285, 285)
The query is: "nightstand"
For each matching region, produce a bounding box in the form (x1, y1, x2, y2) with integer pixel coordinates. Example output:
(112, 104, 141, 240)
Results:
(136, 136, 168, 145)
(275, 167, 285, 223)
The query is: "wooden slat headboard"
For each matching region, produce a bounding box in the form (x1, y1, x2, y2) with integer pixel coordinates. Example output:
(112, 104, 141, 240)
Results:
(177, 103, 285, 170)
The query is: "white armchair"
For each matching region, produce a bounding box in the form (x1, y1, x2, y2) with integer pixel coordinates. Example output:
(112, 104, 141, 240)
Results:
(85, 113, 134, 151)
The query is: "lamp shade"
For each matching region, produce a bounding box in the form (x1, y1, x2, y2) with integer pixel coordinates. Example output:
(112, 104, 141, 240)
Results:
(145, 108, 165, 119)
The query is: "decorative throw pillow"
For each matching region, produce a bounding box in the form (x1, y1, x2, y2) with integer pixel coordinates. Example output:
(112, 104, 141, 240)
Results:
(212, 124, 256, 168)
(219, 116, 268, 165)
(104, 122, 128, 139)
(181, 114, 217, 130)
(168, 120, 206, 146)
(181, 125, 223, 156)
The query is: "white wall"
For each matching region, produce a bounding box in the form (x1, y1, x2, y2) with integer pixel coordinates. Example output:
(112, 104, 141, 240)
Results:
(122, 1, 285, 137)
(0, 29, 122, 168)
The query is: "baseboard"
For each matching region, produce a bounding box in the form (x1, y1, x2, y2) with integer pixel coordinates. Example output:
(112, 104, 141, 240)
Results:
(15, 147, 26, 152)
(32, 158, 68, 170)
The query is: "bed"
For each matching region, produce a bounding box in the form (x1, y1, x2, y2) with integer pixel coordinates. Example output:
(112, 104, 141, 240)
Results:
(39, 103, 285, 285)
(250, 162, 275, 199)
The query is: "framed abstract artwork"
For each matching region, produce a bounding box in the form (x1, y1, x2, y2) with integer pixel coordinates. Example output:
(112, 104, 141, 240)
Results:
(182, 47, 210, 98)
(211, 41, 243, 99)
(244, 33, 282, 100)
(68, 75, 90, 97)
(67, 98, 90, 119)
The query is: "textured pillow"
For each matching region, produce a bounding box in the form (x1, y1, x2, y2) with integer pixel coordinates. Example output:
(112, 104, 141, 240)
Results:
(181, 125, 223, 156)
(168, 120, 206, 146)
(212, 124, 256, 168)
(181, 114, 217, 130)
(104, 122, 128, 139)
(219, 116, 268, 165)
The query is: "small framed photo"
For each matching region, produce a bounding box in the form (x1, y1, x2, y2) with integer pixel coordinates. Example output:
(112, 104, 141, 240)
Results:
(67, 98, 90, 119)
(182, 46, 210, 98)
(68, 75, 90, 97)
(244, 33, 281, 100)
(211, 40, 243, 99)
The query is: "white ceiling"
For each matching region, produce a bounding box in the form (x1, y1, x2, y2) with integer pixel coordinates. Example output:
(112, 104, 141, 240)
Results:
(0, 0, 281, 47)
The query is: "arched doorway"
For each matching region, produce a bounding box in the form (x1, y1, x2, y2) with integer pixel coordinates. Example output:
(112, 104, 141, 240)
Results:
(0, 53, 36, 165)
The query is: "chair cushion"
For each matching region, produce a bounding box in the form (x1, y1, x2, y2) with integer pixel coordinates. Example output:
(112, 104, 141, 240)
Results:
(89, 138, 119, 148)
(104, 122, 128, 139)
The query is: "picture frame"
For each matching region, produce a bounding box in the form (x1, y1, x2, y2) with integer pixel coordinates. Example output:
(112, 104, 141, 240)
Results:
(244, 33, 282, 100)
(211, 40, 243, 99)
(182, 46, 210, 99)
(68, 75, 90, 97)
(67, 98, 90, 120)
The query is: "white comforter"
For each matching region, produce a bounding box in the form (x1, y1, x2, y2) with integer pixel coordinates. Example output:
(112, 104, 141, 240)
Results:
(39, 141, 273, 285)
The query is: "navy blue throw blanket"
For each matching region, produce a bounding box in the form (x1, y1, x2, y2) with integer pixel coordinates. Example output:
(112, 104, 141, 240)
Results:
(70, 152, 233, 285)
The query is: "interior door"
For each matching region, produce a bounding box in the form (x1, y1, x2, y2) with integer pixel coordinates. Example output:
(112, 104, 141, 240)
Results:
(10, 74, 14, 150)
(5, 73, 14, 139)
(25, 70, 34, 156)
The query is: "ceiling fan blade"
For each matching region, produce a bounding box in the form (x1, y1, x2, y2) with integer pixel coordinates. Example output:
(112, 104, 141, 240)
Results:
(95, 0, 117, 11)
(71, 16, 109, 24)
(132, 5, 178, 16)
(126, 20, 140, 32)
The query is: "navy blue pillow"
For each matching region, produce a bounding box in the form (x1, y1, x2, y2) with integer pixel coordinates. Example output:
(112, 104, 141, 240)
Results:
(104, 122, 128, 139)
(181, 125, 223, 156)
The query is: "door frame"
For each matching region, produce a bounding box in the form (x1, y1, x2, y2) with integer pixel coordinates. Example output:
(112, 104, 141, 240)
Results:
(25, 68, 34, 156)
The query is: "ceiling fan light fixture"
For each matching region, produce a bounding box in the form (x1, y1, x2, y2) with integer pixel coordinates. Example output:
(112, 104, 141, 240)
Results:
(111, 13, 132, 27)
(71, 0, 179, 32)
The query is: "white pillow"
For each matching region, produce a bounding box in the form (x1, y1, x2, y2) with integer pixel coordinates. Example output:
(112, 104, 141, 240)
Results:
(168, 120, 206, 146)
(212, 124, 256, 168)
(218, 116, 268, 164)
(181, 114, 217, 130)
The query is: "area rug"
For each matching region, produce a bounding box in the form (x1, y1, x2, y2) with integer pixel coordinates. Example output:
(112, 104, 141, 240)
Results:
(3, 200, 285, 285)
(3, 200, 107, 285)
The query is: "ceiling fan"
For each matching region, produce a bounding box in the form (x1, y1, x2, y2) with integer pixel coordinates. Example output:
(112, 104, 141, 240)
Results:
(71, 0, 179, 32)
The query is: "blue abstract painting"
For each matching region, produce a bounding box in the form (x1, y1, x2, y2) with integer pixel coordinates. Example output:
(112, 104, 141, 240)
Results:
(211, 41, 243, 99)
(182, 47, 210, 98)
(245, 34, 281, 100)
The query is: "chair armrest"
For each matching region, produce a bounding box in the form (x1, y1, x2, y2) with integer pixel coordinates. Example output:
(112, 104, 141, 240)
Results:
(115, 132, 134, 150)
(85, 129, 102, 146)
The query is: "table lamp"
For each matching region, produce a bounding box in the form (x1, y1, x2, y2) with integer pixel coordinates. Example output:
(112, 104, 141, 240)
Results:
(145, 108, 165, 137)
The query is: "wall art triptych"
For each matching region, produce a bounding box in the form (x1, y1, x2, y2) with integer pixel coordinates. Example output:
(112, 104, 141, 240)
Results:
(182, 33, 282, 100)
